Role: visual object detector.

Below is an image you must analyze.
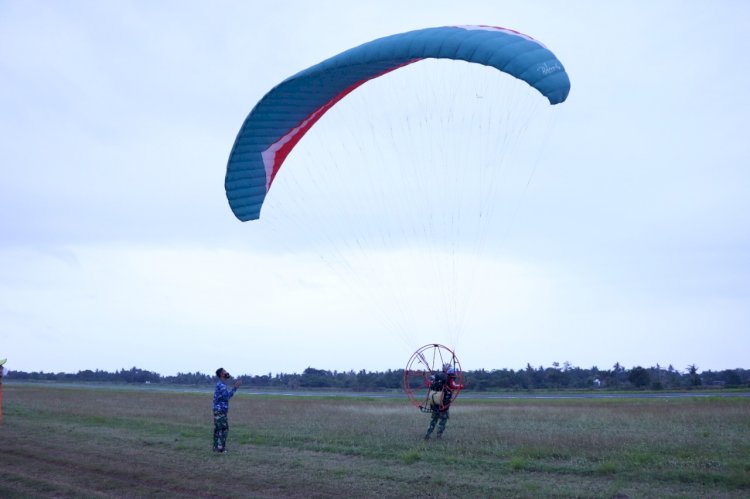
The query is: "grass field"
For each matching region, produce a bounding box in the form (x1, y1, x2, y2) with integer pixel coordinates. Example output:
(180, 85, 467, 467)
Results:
(1, 384, 749, 498)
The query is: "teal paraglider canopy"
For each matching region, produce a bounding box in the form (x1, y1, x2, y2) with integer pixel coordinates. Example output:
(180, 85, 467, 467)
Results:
(224, 25, 570, 222)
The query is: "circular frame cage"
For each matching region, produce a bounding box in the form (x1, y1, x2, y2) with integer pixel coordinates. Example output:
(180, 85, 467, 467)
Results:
(403, 343, 463, 411)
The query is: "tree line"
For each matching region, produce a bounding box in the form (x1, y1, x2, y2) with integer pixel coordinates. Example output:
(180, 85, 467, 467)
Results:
(5, 363, 749, 391)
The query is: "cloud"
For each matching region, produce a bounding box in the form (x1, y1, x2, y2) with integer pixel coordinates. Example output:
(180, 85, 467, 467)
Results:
(1, 1, 748, 375)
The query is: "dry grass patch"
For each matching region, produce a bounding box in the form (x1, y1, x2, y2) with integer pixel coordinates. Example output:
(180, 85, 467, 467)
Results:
(1, 384, 748, 498)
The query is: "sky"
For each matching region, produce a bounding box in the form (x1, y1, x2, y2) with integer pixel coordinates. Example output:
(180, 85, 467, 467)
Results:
(1, 1, 748, 376)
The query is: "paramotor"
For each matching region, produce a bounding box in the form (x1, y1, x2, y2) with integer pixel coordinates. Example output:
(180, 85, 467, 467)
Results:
(403, 344, 463, 412)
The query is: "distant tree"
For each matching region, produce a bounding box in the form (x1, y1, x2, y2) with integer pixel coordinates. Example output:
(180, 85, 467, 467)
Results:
(686, 364, 702, 386)
(649, 364, 664, 390)
(354, 369, 379, 391)
(606, 362, 626, 388)
(521, 363, 534, 389)
(468, 369, 490, 391)
(300, 367, 333, 388)
(628, 366, 650, 389)
(544, 365, 565, 389)
(721, 369, 742, 387)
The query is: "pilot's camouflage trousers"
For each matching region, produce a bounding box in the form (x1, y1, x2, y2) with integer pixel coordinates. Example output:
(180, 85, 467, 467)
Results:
(425, 406, 449, 437)
(213, 411, 229, 451)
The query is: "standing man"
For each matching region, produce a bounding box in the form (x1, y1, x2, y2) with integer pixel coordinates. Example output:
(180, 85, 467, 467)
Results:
(423, 364, 463, 440)
(213, 367, 241, 453)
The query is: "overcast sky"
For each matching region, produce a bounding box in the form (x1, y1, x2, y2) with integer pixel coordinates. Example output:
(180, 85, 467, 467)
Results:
(2, 1, 748, 376)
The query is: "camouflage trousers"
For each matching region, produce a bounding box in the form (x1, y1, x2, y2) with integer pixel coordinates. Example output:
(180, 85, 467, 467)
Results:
(213, 411, 229, 451)
(425, 406, 449, 437)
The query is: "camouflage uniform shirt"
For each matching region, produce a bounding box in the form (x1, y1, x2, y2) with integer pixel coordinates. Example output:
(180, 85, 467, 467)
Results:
(213, 381, 237, 414)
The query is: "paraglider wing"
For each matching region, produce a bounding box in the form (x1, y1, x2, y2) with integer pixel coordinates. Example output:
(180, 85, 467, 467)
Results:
(225, 25, 571, 221)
